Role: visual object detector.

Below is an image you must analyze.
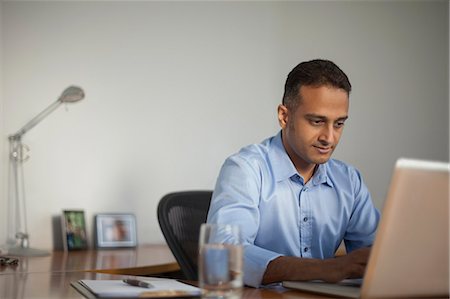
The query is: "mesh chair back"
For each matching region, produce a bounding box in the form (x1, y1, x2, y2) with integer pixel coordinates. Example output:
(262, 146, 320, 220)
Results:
(157, 191, 212, 280)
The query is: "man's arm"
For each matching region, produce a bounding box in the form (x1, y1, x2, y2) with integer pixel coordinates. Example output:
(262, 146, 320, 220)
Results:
(208, 154, 282, 287)
(262, 247, 371, 284)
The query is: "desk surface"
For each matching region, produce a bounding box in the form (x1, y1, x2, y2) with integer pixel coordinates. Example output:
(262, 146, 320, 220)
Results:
(0, 271, 328, 299)
(0, 244, 179, 276)
(0, 244, 329, 299)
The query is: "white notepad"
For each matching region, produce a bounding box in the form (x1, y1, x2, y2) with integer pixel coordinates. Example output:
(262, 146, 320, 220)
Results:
(73, 278, 201, 298)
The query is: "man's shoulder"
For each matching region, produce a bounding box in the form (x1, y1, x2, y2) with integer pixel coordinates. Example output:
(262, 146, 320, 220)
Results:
(231, 135, 274, 158)
(225, 135, 276, 168)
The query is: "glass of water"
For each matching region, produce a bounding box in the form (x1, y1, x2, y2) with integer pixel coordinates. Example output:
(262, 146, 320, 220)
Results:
(198, 223, 243, 299)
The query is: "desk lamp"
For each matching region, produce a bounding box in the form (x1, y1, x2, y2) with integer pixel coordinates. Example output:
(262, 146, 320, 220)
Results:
(5, 86, 85, 256)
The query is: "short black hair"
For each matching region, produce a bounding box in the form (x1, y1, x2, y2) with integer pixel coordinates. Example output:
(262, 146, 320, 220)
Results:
(282, 59, 351, 110)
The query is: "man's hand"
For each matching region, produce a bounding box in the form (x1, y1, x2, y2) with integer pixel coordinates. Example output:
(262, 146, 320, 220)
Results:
(262, 247, 371, 285)
(321, 247, 371, 283)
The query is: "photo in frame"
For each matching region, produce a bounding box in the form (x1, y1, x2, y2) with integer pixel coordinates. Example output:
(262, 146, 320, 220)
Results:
(61, 210, 88, 251)
(95, 214, 137, 248)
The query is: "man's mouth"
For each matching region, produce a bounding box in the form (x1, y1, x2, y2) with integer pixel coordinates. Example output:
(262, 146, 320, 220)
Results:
(313, 145, 332, 154)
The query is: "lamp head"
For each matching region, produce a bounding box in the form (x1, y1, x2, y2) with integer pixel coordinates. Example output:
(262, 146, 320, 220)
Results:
(58, 86, 85, 103)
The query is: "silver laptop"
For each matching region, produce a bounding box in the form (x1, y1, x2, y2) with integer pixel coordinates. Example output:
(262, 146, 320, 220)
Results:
(283, 158, 449, 298)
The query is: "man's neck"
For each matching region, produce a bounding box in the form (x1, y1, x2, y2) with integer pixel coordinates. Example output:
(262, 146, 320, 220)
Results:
(280, 131, 318, 183)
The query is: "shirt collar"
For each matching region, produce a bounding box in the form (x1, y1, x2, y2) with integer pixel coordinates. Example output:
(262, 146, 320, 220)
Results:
(268, 131, 333, 188)
(268, 131, 298, 182)
(312, 163, 334, 188)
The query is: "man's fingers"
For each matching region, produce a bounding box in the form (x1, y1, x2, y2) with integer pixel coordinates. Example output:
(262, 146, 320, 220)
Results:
(349, 263, 366, 278)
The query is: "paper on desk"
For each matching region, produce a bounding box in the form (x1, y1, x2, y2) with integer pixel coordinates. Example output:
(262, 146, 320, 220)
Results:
(79, 278, 200, 298)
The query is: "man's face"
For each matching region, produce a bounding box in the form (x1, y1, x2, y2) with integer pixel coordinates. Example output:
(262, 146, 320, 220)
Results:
(278, 85, 349, 174)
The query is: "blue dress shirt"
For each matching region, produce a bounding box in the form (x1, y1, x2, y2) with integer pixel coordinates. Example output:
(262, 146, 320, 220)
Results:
(207, 131, 380, 287)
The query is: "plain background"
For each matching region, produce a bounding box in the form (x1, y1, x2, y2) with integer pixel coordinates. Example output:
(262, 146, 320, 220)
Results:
(0, 1, 448, 250)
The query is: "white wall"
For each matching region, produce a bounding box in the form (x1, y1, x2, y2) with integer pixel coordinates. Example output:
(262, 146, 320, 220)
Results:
(1, 1, 448, 250)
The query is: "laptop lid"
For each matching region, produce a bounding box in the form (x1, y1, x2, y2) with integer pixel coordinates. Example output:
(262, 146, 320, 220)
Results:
(361, 158, 449, 298)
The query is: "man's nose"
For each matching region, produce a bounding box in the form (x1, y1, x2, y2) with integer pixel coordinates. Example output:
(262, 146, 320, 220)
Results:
(318, 125, 334, 145)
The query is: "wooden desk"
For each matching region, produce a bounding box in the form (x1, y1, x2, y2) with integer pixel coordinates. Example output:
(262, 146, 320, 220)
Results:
(0, 244, 329, 298)
(0, 271, 329, 299)
(0, 245, 179, 276)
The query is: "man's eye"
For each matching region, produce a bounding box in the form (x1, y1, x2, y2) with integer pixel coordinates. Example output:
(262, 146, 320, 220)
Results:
(311, 120, 324, 125)
(335, 122, 345, 128)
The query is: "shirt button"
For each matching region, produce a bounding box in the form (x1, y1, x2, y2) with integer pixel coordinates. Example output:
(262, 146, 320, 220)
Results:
(303, 217, 308, 222)
(303, 187, 308, 192)
(304, 247, 309, 252)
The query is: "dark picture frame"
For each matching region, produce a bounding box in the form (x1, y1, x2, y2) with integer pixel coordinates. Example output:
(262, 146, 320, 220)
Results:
(61, 210, 88, 251)
(95, 214, 137, 248)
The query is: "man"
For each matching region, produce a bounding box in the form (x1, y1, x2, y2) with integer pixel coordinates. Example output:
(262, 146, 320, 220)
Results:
(207, 59, 380, 287)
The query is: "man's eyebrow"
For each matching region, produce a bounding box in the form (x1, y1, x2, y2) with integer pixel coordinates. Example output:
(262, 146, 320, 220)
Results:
(305, 114, 326, 119)
(336, 116, 349, 121)
(304, 114, 349, 121)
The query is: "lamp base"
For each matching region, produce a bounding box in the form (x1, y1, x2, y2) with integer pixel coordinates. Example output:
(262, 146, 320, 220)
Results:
(7, 245, 50, 257)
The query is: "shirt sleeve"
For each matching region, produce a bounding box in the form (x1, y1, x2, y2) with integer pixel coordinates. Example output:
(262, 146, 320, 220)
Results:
(344, 168, 381, 252)
(207, 155, 282, 287)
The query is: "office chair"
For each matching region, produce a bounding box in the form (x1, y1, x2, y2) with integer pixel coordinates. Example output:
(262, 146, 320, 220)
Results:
(157, 190, 213, 280)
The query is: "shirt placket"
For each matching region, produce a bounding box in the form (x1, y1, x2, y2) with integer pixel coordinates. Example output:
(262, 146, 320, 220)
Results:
(299, 184, 312, 258)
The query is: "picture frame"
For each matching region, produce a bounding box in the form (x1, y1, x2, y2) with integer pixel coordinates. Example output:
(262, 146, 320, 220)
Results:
(95, 214, 137, 248)
(61, 210, 88, 251)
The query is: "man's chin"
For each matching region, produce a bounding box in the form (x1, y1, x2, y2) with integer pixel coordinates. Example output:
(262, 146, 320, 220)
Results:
(311, 155, 332, 165)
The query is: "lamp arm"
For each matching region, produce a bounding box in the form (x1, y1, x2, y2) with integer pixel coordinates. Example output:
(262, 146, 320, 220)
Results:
(9, 100, 63, 140)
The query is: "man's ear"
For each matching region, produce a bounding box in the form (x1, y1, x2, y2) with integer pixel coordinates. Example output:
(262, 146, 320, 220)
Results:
(278, 104, 289, 129)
